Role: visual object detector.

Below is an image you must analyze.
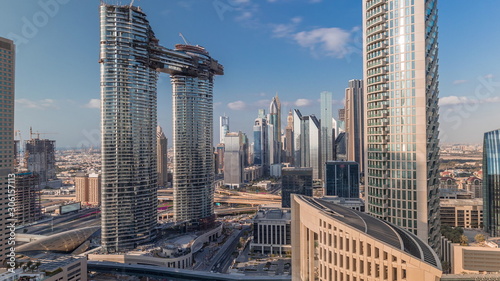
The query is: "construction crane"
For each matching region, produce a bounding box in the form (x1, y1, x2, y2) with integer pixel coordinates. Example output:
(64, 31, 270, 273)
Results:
(29, 127, 59, 140)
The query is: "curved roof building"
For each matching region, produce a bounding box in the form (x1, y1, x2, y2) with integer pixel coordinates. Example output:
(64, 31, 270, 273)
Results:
(17, 226, 99, 253)
(291, 195, 441, 281)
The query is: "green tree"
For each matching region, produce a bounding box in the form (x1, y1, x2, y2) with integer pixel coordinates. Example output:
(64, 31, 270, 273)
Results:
(459, 235, 469, 246)
(474, 233, 486, 244)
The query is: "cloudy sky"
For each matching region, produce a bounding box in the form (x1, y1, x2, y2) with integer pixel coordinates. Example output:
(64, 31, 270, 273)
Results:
(1, 0, 500, 148)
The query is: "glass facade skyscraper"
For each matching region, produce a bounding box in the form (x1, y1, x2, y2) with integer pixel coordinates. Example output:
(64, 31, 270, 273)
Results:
(281, 167, 313, 208)
(324, 161, 360, 198)
(100, 3, 223, 252)
(320, 91, 334, 168)
(363, 0, 441, 252)
(484, 129, 500, 237)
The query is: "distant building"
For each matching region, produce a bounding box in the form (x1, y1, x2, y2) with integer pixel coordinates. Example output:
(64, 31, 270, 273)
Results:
(483, 129, 500, 237)
(345, 79, 364, 176)
(334, 132, 347, 161)
(293, 110, 321, 179)
(244, 165, 263, 182)
(281, 167, 312, 208)
(75, 172, 101, 206)
(268, 94, 282, 164)
(324, 161, 360, 198)
(215, 143, 225, 174)
(220, 115, 229, 144)
(14, 172, 42, 225)
(284, 110, 294, 165)
(291, 195, 442, 281)
(253, 116, 269, 172)
(338, 108, 345, 122)
(25, 138, 56, 184)
(320, 91, 334, 171)
(464, 176, 482, 199)
(440, 199, 483, 228)
(251, 208, 291, 255)
(157, 126, 168, 187)
(224, 132, 244, 188)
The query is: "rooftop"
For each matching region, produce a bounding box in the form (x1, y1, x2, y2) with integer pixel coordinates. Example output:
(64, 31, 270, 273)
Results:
(254, 208, 291, 221)
(297, 195, 441, 269)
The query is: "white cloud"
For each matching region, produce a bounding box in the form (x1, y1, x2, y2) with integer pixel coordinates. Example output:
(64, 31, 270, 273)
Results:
(295, 98, 314, 107)
(254, 99, 271, 107)
(16, 98, 59, 110)
(484, 74, 495, 79)
(227, 100, 247, 110)
(439, 95, 500, 106)
(293, 27, 352, 58)
(84, 99, 100, 109)
(452, 80, 468, 85)
(236, 11, 253, 21)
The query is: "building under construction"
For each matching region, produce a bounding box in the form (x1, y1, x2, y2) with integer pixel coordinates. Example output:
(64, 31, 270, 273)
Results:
(25, 138, 56, 184)
(14, 172, 42, 225)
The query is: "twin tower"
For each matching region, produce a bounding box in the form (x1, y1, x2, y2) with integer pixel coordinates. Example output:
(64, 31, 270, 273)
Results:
(99, 3, 223, 252)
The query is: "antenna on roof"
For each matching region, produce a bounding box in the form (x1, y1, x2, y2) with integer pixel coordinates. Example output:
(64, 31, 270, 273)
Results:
(179, 33, 190, 45)
(129, 0, 134, 7)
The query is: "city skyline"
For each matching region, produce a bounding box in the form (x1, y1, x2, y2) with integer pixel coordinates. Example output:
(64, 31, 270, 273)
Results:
(1, 1, 499, 147)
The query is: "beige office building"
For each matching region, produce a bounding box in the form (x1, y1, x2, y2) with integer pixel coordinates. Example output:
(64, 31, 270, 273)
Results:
(75, 172, 101, 206)
(440, 199, 483, 229)
(292, 195, 442, 281)
(363, 0, 441, 252)
(0, 37, 15, 264)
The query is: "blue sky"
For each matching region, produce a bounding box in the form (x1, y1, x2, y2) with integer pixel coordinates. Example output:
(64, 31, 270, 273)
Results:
(1, 0, 499, 148)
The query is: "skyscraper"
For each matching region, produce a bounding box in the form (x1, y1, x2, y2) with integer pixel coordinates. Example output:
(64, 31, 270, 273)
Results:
(157, 126, 168, 187)
(299, 115, 321, 179)
(269, 94, 281, 164)
(224, 132, 244, 188)
(25, 138, 56, 184)
(345, 79, 365, 176)
(483, 129, 500, 237)
(363, 0, 441, 251)
(253, 116, 268, 171)
(324, 161, 360, 198)
(292, 109, 302, 167)
(292, 110, 321, 179)
(99, 3, 223, 252)
(0, 37, 15, 263)
(284, 110, 294, 165)
(320, 91, 334, 169)
(220, 115, 229, 144)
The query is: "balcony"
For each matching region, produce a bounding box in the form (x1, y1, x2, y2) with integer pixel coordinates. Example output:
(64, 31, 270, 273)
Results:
(366, 6, 387, 21)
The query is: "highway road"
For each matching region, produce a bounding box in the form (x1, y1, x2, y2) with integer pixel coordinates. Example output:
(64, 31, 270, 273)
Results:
(210, 226, 250, 273)
(24, 208, 100, 235)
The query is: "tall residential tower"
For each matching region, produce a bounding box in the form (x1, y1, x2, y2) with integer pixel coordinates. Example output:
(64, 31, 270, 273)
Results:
(363, 0, 441, 251)
(100, 3, 223, 252)
(0, 37, 15, 263)
(345, 80, 365, 176)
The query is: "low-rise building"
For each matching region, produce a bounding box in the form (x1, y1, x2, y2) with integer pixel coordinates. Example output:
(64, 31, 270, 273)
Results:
(291, 195, 442, 281)
(440, 199, 483, 229)
(251, 208, 291, 255)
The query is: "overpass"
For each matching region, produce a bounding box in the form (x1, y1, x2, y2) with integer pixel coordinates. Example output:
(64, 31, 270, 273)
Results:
(88, 261, 291, 281)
